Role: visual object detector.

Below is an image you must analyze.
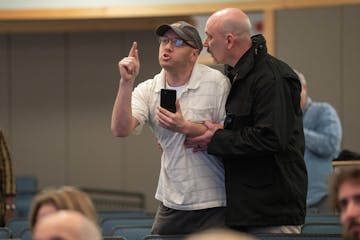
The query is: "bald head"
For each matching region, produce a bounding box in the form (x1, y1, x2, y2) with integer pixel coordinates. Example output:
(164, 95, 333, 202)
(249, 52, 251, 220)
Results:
(209, 8, 251, 37)
(33, 210, 101, 240)
(204, 8, 252, 66)
(186, 229, 258, 240)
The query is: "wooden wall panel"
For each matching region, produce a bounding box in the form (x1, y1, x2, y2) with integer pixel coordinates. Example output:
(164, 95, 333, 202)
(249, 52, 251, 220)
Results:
(276, 5, 360, 152)
(343, 5, 360, 151)
(276, 6, 342, 112)
(0, 35, 10, 134)
(67, 31, 126, 189)
(67, 30, 161, 210)
(10, 34, 67, 184)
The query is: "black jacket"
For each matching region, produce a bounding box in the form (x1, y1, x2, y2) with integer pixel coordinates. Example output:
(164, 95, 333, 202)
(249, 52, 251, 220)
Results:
(208, 34, 307, 227)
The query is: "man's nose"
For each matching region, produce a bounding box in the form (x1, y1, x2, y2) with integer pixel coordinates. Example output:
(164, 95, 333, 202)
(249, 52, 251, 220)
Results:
(203, 39, 209, 47)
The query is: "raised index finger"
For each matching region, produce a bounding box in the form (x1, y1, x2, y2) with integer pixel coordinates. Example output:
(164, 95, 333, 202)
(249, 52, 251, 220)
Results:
(128, 41, 138, 59)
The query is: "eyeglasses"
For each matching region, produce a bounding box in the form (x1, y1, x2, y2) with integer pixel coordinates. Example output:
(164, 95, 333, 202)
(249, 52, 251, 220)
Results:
(158, 37, 196, 49)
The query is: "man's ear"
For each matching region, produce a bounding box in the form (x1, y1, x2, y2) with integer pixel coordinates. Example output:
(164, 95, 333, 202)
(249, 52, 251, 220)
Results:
(226, 33, 235, 49)
(190, 49, 200, 61)
(192, 49, 200, 57)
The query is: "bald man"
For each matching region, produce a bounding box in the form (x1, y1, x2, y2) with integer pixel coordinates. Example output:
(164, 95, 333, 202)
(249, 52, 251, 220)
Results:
(185, 8, 307, 234)
(33, 210, 101, 240)
(186, 229, 258, 240)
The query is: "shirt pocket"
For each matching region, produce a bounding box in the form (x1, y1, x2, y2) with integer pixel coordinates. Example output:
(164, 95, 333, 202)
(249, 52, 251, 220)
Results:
(185, 107, 214, 123)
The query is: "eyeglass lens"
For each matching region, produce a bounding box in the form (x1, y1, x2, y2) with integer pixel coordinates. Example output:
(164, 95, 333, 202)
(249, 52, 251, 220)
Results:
(159, 37, 186, 47)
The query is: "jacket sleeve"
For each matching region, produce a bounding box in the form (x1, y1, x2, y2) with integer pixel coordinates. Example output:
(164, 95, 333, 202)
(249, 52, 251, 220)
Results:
(208, 70, 302, 158)
(304, 104, 342, 158)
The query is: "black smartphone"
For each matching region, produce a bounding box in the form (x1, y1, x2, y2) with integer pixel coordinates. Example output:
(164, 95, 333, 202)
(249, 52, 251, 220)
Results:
(160, 89, 176, 113)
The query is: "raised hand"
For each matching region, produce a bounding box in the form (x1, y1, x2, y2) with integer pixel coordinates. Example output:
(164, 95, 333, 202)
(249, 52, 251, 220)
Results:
(118, 41, 140, 82)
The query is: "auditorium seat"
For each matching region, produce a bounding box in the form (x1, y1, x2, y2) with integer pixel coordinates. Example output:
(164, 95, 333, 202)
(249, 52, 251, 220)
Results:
(98, 210, 149, 222)
(101, 216, 154, 236)
(143, 235, 187, 240)
(0, 227, 11, 239)
(305, 214, 339, 224)
(256, 233, 342, 240)
(6, 217, 30, 238)
(301, 222, 342, 234)
(111, 225, 152, 240)
(15, 176, 38, 217)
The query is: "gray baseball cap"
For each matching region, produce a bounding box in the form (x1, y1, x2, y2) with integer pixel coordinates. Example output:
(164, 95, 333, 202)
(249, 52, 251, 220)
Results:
(156, 21, 203, 52)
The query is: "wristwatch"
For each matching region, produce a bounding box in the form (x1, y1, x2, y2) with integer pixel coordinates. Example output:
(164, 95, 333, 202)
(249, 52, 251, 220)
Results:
(5, 203, 16, 210)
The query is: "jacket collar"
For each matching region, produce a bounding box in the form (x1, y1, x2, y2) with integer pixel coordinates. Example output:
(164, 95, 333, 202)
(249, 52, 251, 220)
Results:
(229, 34, 267, 82)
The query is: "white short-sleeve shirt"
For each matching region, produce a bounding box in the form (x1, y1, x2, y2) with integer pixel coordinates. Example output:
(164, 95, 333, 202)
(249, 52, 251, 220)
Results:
(132, 63, 230, 210)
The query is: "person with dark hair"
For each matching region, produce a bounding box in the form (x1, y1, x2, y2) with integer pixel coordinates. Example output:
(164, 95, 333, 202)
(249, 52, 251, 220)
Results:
(111, 21, 230, 234)
(0, 129, 16, 226)
(185, 8, 307, 233)
(329, 167, 360, 240)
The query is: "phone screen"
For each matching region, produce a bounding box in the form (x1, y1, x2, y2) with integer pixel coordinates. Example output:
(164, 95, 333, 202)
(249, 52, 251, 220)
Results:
(160, 89, 176, 113)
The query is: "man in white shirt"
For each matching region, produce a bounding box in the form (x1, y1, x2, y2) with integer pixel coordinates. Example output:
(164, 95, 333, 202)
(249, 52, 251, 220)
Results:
(111, 21, 230, 234)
